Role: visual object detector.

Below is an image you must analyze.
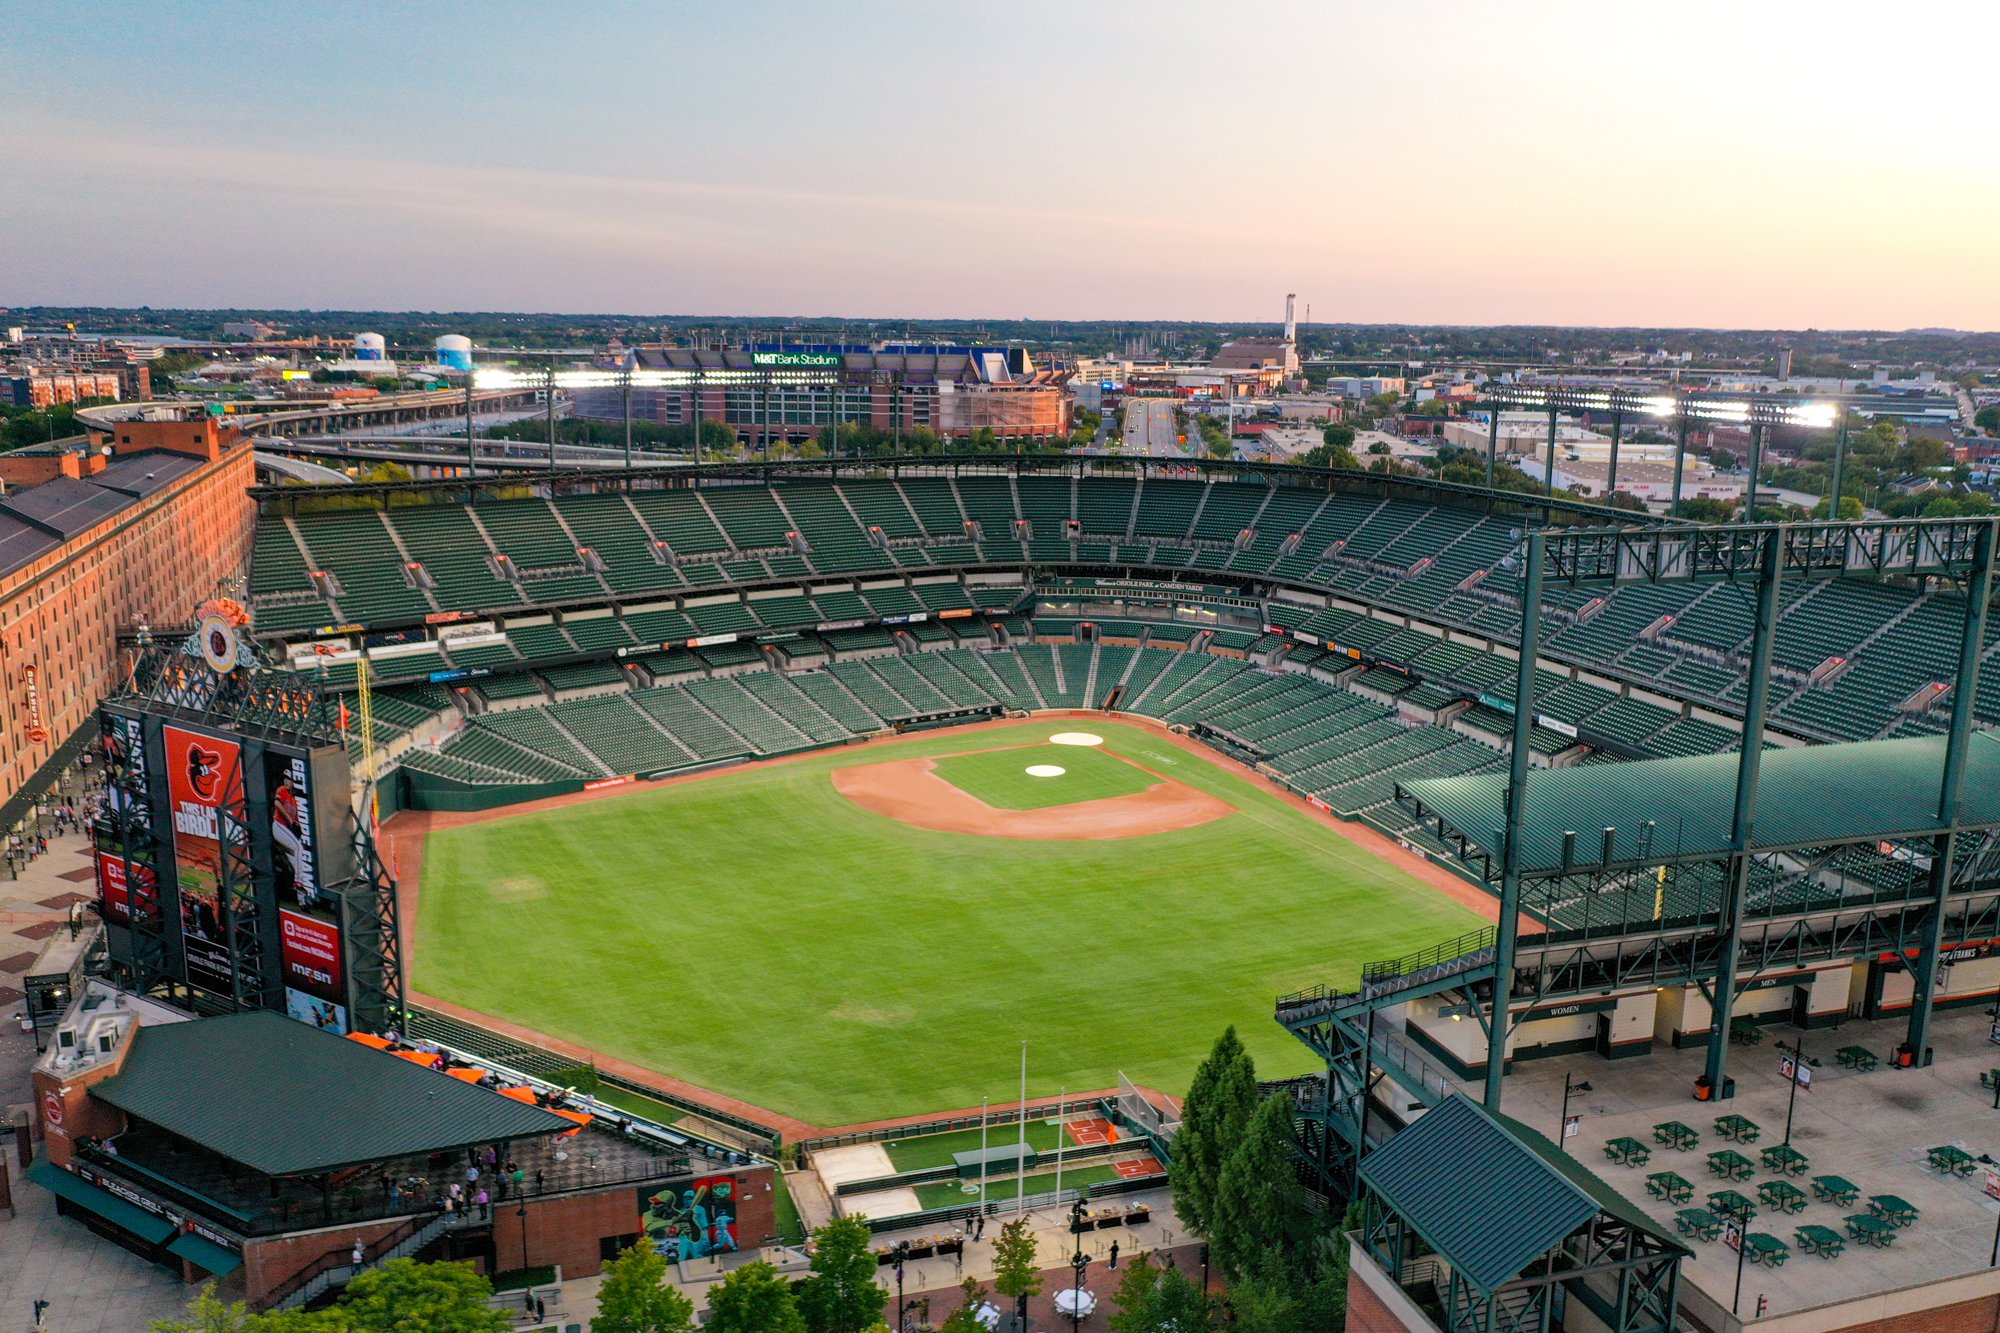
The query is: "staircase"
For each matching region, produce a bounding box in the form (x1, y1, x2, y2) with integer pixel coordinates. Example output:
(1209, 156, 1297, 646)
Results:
(272, 1209, 458, 1310)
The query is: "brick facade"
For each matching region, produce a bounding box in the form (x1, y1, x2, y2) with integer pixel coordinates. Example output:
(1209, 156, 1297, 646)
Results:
(0, 424, 254, 802)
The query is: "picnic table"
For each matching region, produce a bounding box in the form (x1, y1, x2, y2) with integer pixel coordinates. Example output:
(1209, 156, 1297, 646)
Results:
(1652, 1120, 1700, 1151)
(1646, 1171, 1694, 1204)
(1795, 1223, 1847, 1259)
(1705, 1149, 1755, 1181)
(1761, 1143, 1810, 1177)
(1729, 1016, 1763, 1046)
(1604, 1136, 1651, 1167)
(1743, 1232, 1790, 1267)
(1758, 1180, 1810, 1215)
(1845, 1214, 1897, 1247)
(1927, 1144, 1978, 1178)
(1836, 1045, 1878, 1072)
(1713, 1114, 1762, 1144)
(1708, 1189, 1757, 1223)
(1869, 1194, 1919, 1228)
(1981, 1068, 2000, 1091)
(1675, 1208, 1722, 1241)
(1811, 1175, 1860, 1206)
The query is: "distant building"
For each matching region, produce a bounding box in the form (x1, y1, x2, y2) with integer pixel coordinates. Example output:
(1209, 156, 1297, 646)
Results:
(220, 320, 282, 341)
(4, 369, 123, 409)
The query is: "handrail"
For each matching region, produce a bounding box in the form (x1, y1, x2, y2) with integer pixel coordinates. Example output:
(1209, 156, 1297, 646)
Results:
(1361, 927, 1499, 985)
(264, 1207, 438, 1308)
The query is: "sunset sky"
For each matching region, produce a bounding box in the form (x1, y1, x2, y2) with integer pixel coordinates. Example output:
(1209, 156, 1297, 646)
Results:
(4, 1, 1993, 328)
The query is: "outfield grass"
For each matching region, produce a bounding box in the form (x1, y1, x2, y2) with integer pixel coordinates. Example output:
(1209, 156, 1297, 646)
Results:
(929, 742, 1155, 810)
(882, 1119, 1071, 1172)
(911, 1162, 1127, 1211)
(415, 720, 1479, 1126)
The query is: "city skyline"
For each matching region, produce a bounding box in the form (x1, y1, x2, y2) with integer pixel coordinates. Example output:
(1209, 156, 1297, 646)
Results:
(4, 1, 1995, 328)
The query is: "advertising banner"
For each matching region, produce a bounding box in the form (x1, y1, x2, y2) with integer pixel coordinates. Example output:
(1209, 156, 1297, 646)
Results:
(163, 725, 244, 995)
(103, 714, 150, 829)
(280, 908, 347, 1033)
(263, 749, 321, 911)
(94, 851, 158, 928)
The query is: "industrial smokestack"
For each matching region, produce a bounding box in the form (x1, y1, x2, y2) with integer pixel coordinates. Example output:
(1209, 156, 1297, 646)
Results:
(1283, 293, 1297, 343)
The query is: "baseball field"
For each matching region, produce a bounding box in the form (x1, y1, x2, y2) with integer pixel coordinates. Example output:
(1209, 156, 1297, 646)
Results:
(411, 718, 1480, 1127)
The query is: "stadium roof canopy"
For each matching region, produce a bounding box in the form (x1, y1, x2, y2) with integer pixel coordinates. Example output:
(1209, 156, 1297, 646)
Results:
(1360, 1093, 1684, 1296)
(1401, 730, 2000, 878)
(94, 1011, 574, 1177)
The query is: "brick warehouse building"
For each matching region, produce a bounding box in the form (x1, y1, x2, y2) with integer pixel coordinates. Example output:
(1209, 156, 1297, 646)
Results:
(32, 1005, 772, 1308)
(0, 416, 255, 807)
(572, 343, 1073, 444)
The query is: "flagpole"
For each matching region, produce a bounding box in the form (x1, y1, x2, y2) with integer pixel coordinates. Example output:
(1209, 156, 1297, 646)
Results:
(1016, 1041, 1028, 1217)
(1054, 1087, 1065, 1203)
(979, 1099, 989, 1220)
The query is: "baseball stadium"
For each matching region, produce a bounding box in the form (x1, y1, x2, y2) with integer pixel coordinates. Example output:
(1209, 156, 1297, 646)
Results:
(218, 446, 2000, 1325)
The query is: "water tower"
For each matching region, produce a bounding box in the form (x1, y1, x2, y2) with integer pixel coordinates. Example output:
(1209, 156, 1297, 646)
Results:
(434, 335, 473, 372)
(353, 332, 386, 362)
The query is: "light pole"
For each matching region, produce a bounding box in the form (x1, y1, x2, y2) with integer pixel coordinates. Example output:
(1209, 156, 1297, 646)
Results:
(1069, 1242, 1087, 1333)
(892, 1241, 909, 1333)
(516, 1200, 529, 1272)
(1559, 1073, 1592, 1153)
(1775, 1038, 1819, 1146)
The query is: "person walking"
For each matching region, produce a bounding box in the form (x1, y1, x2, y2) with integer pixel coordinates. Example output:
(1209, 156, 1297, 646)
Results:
(351, 1239, 365, 1274)
(474, 1187, 489, 1220)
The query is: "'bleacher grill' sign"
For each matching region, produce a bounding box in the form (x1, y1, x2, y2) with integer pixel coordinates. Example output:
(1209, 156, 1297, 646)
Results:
(23, 664, 46, 744)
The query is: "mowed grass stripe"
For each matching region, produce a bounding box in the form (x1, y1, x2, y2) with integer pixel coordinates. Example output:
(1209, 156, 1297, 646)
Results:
(929, 742, 1156, 810)
(414, 720, 1479, 1125)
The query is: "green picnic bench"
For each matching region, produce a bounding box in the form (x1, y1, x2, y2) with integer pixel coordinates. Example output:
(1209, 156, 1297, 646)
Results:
(1728, 1016, 1763, 1046)
(1708, 1189, 1757, 1223)
(1646, 1171, 1694, 1204)
(1743, 1232, 1790, 1267)
(1713, 1114, 1761, 1143)
(1761, 1143, 1810, 1176)
(1835, 1045, 1878, 1072)
(1758, 1179, 1809, 1215)
(1845, 1214, 1896, 1247)
(1869, 1194, 1919, 1227)
(1705, 1149, 1755, 1181)
(1675, 1207, 1722, 1241)
(1652, 1120, 1700, 1151)
(1981, 1068, 2000, 1091)
(1794, 1223, 1846, 1259)
(1811, 1175, 1860, 1206)
(1926, 1144, 1978, 1178)
(1604, 1136, 1651, 1167)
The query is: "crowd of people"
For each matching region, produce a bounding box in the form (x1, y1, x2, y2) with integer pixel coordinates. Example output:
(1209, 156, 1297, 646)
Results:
(6, 752, 107, 880)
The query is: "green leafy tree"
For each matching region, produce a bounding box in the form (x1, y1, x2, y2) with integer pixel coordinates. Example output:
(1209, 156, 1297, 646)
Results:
(151, 1286, 266, 1333)
(706, 1261, 807, 1333)
(1811, 494, 1865, 520)
(937, 1278, 989, 1333)
(798, 1216, 888, 1333)
(1210, 1092, 1316, 1284)
(990, 1217, 1042, 1327)
(1170, 1027, 1258, 1236)
(1321, 423, 1355, 450)
(337, 1259, 510, 1332)
(592, 1241, 696, 1333)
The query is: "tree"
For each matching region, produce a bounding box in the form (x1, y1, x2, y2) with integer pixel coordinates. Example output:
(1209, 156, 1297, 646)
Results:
(1209, 1091, 1315, 1284)
(990, 1217, 1042, 1328)
(1170, 1028, 1258, 1237)
(1811, 494, 1864, 520)
(153, 1287, 348, 1333)
(798, 1216, 888, 1333)
(1677, 496, 1737, 523)
(593, 1241, 696, 1333)
(705, 1261, 807, 1333)
(1320, 423, 1356, 451)
(1711, 448, 1737, 471)
(937, 1278, 990, 1333)
(338, 1259, 510, 1333)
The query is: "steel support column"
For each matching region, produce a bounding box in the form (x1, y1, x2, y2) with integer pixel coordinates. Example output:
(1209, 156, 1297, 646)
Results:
(1903, 518, 1997, 1064)
(1827, 414, 1849, 519)
(1485, 403, 1500, 490)
(1488, 530, 1545, 1108)
(1544, 405, 1559, 493)
(1670, 415, 1690, 518)
(545, 361, 558, 470)
(463, 370, 476, 487)
(622, 370, 633, 471)
(1743, 422, 1763, 520)
(1607, 410, 1623, 497)
(1702, 528, 1785, 1099)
